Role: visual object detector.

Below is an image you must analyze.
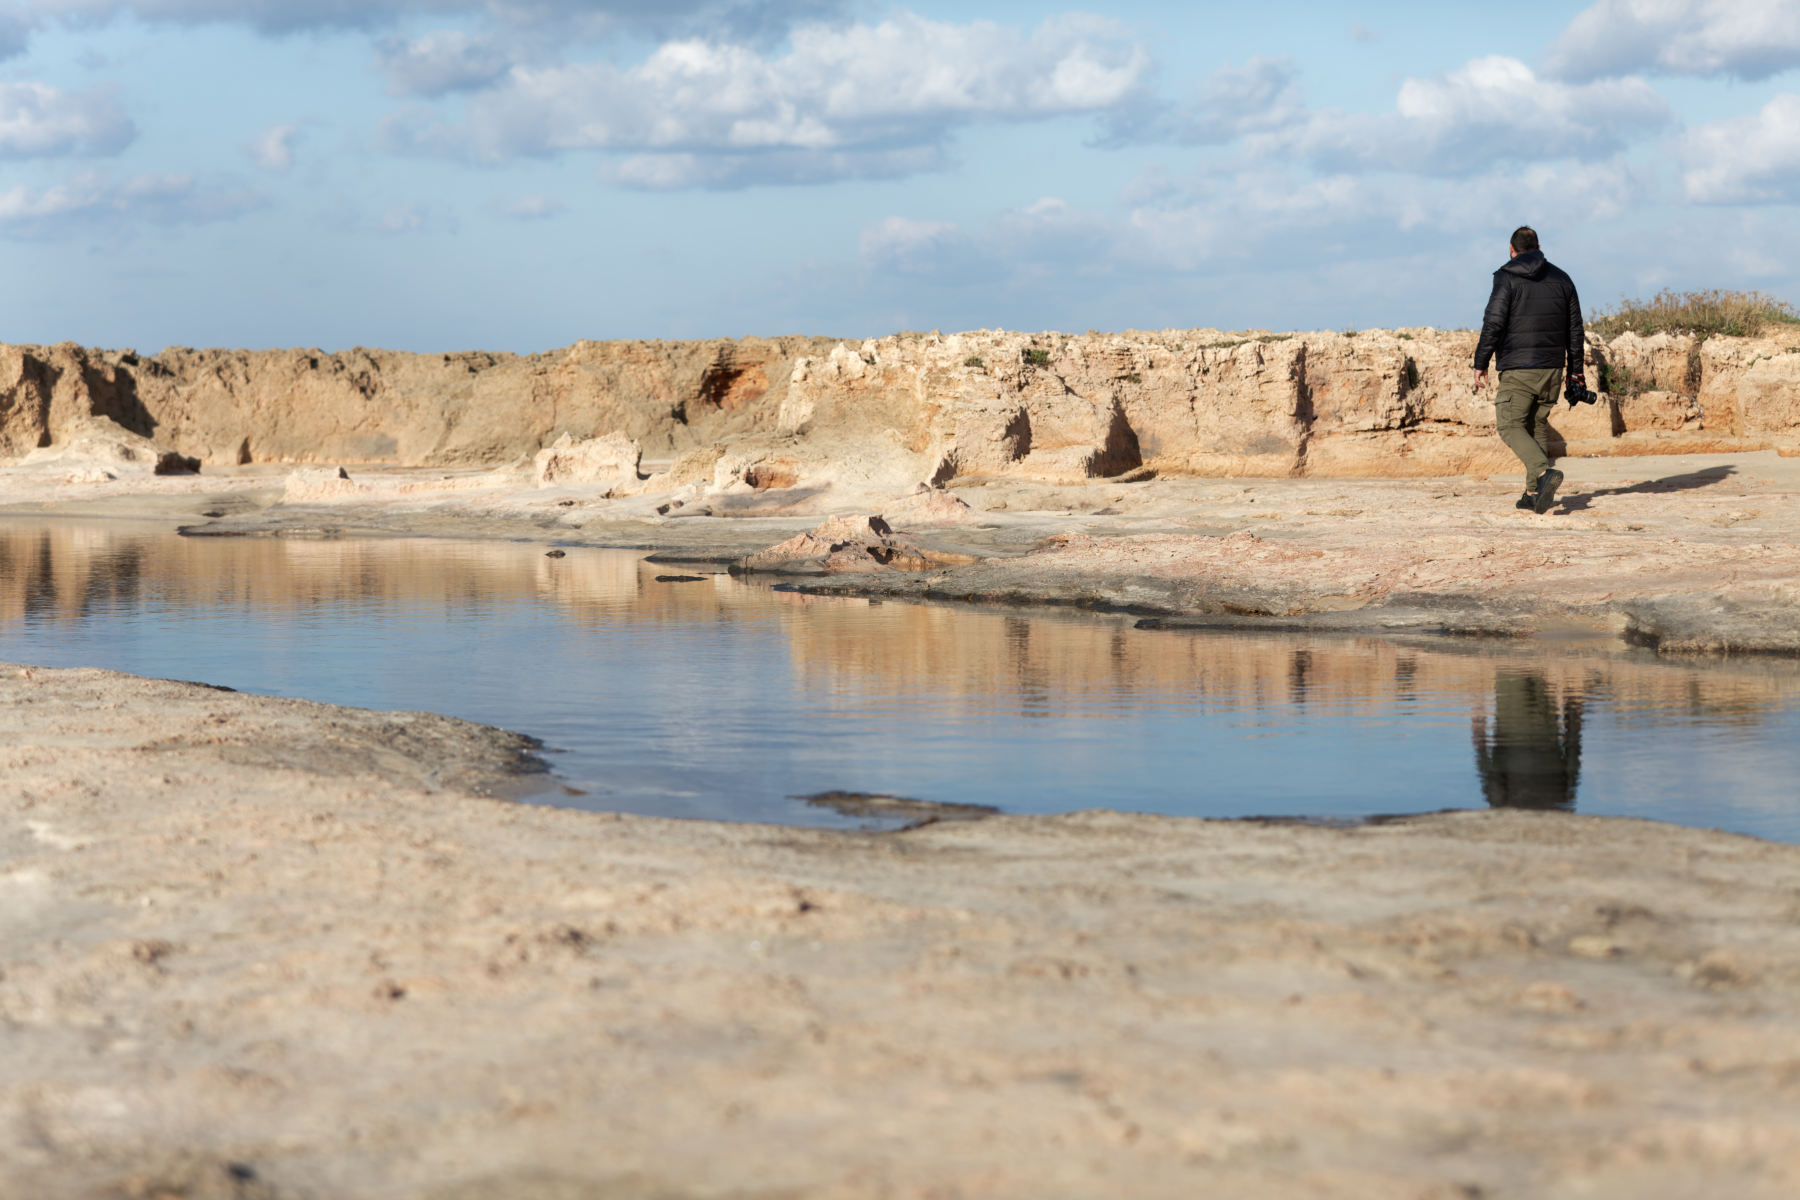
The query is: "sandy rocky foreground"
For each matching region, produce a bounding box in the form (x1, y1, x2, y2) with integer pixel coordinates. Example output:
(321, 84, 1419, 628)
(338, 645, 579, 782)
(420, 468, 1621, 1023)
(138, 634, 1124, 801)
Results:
(4, 664, 1800, 1200)
(5, 329, 1800, 1198)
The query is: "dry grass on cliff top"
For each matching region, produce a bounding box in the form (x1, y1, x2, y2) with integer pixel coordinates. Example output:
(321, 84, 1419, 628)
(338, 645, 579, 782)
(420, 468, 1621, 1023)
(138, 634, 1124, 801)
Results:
(1590, 288, 1800, 340)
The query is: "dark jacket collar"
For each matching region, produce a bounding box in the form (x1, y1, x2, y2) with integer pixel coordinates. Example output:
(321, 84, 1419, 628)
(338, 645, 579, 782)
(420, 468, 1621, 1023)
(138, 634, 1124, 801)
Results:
(1501, 250, 1548, 279)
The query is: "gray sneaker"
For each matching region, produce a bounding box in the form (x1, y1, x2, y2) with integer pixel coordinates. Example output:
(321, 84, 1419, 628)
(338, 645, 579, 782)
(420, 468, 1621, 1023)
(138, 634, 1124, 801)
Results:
(1532, 469, 1564, 515)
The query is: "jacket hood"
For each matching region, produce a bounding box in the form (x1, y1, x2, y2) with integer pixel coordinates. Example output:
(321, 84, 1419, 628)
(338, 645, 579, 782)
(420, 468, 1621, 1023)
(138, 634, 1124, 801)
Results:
(1500, 249, 1548, 280)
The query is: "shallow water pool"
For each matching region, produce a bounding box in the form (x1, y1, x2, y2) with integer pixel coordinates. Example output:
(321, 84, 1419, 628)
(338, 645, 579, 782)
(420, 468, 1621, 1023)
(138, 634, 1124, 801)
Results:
(2, 519, 1797, 838)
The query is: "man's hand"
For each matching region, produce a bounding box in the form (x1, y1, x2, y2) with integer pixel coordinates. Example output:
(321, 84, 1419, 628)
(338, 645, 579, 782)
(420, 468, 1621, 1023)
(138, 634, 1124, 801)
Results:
(1473, 368, 1488, 391)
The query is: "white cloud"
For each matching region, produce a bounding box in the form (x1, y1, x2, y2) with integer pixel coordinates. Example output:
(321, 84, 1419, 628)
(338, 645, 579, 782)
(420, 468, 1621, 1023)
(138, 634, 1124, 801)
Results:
(1682, 92, 1800, 202)
(0, 169, 265, 238)
(605, 145, 946, 190)
(248, 122, 297, 170)
(17, 0, 848, 43)
(1102, 55, 1303, 146)
(1102, 55, 1665, 174)
(26, 0, 408, 33)
(0, 8, 30, 59)
(1546, 0, 1800, 81)
(835, 153, 1716, 336)
(863, 196, 1145, 286)
(384, 12, 1151, 186)
(1273, 56, 1668, 176)
(379, 30, 516, 97)
(1121, 173, 1387, 272)
(1119, 162, 1177, 206)
(1129, 162, 1645, 272)
(860, 215, 969, 270)
(861, 157, 1649, 293)
(0, 81, 134, 157)
(497, 194, 564, 219)
(378, 202, 428, 233)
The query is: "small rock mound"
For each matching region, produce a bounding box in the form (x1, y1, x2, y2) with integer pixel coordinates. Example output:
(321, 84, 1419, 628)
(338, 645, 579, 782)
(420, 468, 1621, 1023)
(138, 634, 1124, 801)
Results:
(882, 486, 975, 527)
(534, 431, 642, 489)
(282, 465, 364, 502)
(15, 418, 199, 480)
(735, 514, 978, 575)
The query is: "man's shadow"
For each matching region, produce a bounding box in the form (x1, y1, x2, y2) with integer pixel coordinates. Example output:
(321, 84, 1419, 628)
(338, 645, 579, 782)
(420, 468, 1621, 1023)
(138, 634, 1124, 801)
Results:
(1554, 465, 1736, 513)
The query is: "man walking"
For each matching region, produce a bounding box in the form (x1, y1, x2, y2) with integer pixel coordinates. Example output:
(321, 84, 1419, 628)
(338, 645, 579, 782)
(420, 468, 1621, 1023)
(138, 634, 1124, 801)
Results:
(1472, 226, 1587, 514)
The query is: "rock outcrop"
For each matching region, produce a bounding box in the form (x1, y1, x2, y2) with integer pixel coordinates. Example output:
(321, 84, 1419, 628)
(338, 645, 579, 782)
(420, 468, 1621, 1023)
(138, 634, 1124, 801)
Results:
(734, 514, 978, 575)
(6, 327, 1799, 493)
(533, 431, 642, 489)
(0, 337, 835, 470)
(282, 465, 365, 503)
(11, 417, 198, 482)
(881, 486, 976, 528)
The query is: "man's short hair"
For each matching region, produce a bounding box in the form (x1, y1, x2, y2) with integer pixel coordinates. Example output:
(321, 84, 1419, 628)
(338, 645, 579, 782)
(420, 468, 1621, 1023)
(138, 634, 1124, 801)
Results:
(1510, 226, 1540, 253)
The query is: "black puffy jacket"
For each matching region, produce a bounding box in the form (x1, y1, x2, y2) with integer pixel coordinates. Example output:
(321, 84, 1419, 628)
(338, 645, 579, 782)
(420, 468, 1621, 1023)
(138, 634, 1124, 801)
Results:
(1473, 250, 1584, 374)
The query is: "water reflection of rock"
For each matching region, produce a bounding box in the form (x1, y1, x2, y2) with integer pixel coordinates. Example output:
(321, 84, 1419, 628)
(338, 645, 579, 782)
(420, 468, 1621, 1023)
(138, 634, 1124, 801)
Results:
(1473, 673, 1582, 811)
(1, 523, 1796, 737)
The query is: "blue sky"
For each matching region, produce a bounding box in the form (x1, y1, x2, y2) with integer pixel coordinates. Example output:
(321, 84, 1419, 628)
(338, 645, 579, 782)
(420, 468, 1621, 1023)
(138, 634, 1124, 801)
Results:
(4, 0, 1800, 352)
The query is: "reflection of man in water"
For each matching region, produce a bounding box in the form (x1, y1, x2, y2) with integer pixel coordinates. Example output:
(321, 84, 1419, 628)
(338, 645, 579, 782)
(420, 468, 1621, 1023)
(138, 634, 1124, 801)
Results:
(1472, 673, 1582, 810)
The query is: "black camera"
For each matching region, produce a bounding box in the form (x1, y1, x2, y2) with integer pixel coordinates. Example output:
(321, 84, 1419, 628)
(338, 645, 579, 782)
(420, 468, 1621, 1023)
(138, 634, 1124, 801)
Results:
(1565, 382, 1599, 406)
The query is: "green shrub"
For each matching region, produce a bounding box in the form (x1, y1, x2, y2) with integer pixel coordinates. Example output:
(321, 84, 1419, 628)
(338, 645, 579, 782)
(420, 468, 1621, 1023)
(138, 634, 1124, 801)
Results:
(1596, 361, 1655, 397)
(1124, 371, 1142, 384)
(1589, 289, 1800, 341)
(963, 355, 984, 369)
(1024, 348, 1052, 367)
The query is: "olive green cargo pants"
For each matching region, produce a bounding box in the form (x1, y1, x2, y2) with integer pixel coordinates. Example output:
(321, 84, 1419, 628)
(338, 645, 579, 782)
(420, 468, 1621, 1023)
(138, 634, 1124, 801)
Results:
(1494, 367, 1563, 492)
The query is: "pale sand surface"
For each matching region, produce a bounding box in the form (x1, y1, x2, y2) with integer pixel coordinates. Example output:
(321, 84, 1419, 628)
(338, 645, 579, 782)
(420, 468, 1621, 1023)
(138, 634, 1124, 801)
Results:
(4, 664, 1800, 1200)
(4, 455, 1800, 1198)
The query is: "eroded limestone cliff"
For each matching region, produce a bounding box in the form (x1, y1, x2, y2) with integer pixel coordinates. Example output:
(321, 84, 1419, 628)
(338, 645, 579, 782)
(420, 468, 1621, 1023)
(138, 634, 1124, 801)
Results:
(0, 337, 834, 469)
(5, 327, 1798, 492)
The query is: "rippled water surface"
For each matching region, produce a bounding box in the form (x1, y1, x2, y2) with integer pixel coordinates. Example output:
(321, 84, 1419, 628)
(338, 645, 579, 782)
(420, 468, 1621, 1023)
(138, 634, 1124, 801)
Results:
(3, 519, 1798, 838)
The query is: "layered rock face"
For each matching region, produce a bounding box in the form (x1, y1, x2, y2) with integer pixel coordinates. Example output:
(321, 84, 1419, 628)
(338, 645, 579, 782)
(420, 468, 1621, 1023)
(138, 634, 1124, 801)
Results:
(0, 337, 834, 468)
(5, 327, 1798, 488)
